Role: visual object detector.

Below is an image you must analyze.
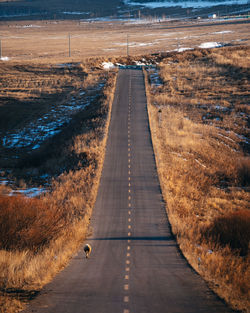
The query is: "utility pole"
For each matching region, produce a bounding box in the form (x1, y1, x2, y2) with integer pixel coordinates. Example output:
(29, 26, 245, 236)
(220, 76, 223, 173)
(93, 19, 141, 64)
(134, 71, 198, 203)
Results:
(127, 34, 129, 57)
(68, 33, 71, 57)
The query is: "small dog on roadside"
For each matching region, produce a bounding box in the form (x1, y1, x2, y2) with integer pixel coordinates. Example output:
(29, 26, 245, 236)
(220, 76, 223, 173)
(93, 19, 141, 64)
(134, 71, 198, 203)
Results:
(84, 244, 92, 258)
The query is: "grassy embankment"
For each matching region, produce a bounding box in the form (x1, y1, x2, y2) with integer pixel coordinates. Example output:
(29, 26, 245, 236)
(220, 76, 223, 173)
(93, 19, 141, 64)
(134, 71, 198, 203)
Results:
(0, 59, 117, 312)
(145, 46, 250, 312)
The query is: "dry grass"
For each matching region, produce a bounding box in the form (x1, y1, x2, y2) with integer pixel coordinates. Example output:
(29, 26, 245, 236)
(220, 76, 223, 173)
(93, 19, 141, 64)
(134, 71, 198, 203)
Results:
(0, 18, 249, 61)
(145, 46, 250, 312)
(0, 59, 117, 312)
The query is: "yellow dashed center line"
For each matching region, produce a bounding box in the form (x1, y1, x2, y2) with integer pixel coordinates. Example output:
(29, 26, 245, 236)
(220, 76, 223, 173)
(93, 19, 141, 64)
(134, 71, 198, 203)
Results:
(124, 284, 129, 291)
(125, 86, 132, 313)
(124, 296, 129, 303)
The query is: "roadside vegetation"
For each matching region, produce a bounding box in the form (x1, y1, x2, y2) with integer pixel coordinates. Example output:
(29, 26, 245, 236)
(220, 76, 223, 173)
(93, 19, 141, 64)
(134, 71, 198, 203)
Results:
(145, 46, 250, 312)
(0, 59, 117, 312)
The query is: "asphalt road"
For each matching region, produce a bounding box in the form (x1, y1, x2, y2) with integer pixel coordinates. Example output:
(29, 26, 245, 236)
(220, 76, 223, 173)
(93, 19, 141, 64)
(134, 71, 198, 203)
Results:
(23, 69, 233, 313)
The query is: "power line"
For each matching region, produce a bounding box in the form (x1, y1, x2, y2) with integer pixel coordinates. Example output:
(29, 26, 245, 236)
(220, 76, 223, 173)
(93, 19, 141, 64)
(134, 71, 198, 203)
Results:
(68, 33, 71, 57)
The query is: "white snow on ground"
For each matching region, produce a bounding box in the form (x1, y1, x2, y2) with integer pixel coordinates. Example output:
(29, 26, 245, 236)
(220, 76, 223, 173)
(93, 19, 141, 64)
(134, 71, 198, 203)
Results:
(175, 47, 194, 52)
(9, 187, 46, 198)
(134, 61, 146, 66)
(0, 57, 9, 61)
(199, 42, 222, 49)
(102, 62, 115, 70)
(213, 31, 233, 34)
(124, 0, 249, 9)
(20, 25, 43, 28)
(2, 83, 105, 150)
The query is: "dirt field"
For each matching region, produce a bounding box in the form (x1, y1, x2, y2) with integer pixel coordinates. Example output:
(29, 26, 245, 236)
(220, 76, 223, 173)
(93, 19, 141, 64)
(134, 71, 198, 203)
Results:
(0, 18, 249, 61)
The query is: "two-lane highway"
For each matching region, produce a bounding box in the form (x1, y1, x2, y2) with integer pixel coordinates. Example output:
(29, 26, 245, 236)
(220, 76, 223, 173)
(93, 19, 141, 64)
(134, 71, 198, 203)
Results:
(23, 69, 233, 313)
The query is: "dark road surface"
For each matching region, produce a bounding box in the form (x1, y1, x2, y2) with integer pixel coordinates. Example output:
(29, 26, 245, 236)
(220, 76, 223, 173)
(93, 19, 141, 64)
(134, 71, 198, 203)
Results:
(23, 69, 233, 313)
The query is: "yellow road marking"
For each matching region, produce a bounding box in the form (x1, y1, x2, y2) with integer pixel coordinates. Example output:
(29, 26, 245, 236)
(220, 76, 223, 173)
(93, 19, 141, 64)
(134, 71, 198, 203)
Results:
(128, 232, 131, 236)
(127, 246, 131, 250)
(125, 275, 129, 280)
(127, 253, 131, 257)
(124, 296, 129, 303)
(128, 203, 131, 207)
(128, 225, 131, 229)
(126, 267, 130, 272)
(124, 284, 129, 291)
(128, 239, 131, 243)
(126, 260, 130, 265)
(124, 309, 130, 313)
(128, 211, 131, 215)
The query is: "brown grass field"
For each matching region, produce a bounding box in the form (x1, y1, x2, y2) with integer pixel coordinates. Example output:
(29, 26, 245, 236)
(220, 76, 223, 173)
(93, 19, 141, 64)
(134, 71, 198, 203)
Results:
(0, 17, 249, 312)
(0, 18, 249, 60)
(145, 46, 250, 312)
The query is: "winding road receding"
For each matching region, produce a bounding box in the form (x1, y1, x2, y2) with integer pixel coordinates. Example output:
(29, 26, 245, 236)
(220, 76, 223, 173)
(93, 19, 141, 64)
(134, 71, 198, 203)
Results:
(23, 69, 234, 313)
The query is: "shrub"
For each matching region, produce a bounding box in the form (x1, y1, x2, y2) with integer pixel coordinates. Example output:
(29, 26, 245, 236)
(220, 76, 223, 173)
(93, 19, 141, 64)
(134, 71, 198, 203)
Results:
(203, 210, 250, 256)
(0, 195, 66, 252)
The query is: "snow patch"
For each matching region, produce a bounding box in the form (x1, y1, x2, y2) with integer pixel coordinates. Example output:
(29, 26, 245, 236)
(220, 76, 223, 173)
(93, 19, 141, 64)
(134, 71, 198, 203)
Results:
(0, 57, 10, 61)
(199, 42, 222, 49)
(102, 62, 115, 70)
(213, 31, 233, 34)
(9, 187, 46, 198)
(175, 47, 194, 52)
